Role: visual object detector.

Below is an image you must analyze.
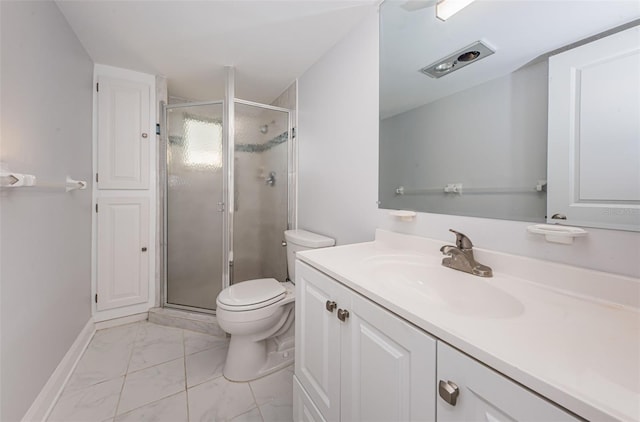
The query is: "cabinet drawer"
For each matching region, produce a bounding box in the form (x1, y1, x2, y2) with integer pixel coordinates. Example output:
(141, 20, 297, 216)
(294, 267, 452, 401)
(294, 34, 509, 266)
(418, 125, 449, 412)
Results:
(437, 342, 580, 421)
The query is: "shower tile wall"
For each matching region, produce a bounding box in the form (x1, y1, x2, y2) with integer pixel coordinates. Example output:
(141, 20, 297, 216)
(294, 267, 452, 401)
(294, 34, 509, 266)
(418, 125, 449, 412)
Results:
(258, 144, 288, 282)
(234, 113, 287, 282)
(265, 84, 296, 281)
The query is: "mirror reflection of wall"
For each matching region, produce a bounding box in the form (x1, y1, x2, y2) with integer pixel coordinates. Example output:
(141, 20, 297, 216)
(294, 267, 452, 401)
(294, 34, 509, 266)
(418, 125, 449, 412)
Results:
(379, 0, 640, 223)
(380, 58, 548, 222)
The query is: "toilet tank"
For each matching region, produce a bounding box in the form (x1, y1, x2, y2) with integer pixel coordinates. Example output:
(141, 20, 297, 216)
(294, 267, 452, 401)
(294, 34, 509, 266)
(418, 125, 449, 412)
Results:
(284, 229, 335, 282)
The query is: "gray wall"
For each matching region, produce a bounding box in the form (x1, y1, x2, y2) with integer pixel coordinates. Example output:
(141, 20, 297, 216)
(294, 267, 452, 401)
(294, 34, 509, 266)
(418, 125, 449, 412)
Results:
(298, 9, 379, 245)
(379, 61, 548, 222)
(297, 9, 640, 278)
(0, 1, 93, 420)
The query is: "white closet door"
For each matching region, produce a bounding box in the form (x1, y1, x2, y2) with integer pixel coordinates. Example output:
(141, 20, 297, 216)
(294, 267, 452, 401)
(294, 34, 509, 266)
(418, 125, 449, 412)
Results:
(97, 197, 150, 311)
(547, 25, 640, 231)
(97, 75, 151, 189)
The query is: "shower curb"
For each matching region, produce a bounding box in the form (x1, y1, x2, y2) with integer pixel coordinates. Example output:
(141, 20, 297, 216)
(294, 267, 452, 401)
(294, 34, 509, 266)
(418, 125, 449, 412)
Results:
(148, 307, 226, 337)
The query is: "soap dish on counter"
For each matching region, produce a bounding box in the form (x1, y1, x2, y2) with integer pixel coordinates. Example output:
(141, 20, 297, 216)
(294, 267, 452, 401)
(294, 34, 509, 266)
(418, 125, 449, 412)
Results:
(527, 224, 587, 245)
(389, 210, 417, 221)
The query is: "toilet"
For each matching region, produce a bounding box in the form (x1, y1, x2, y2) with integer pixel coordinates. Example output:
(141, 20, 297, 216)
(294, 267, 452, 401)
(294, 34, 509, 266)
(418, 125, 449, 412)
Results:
(216, 229, 335, 382)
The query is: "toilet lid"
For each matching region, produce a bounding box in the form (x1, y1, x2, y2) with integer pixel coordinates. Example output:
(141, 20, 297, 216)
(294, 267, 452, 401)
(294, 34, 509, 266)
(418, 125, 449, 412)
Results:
(217, 278, 286, 309)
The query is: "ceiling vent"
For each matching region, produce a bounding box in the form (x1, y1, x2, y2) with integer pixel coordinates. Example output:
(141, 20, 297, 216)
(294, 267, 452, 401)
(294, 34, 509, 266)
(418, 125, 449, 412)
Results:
(420, 40, 495, 78)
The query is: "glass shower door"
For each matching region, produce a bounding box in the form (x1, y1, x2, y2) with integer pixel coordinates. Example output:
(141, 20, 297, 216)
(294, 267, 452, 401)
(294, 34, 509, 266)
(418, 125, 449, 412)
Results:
(232, 102, 290, 284)
(165, 103, 224, 311)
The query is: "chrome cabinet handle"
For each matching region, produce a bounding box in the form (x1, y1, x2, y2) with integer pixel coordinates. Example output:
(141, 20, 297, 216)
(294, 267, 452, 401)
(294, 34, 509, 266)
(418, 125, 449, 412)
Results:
(337, 309, 350, 322)
(282, 241, 287, 247)
(325, 301, 337, 312)
(551, 213, 567, 220)
(438, 380, 459, 406)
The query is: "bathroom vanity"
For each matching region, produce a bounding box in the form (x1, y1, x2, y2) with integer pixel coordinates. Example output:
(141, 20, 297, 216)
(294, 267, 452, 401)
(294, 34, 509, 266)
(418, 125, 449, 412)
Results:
(293, 230, 639, 422)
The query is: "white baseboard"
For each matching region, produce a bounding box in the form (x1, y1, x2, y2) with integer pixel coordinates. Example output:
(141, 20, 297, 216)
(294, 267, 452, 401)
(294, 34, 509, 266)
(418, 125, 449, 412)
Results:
(21, 319, 95, 422)
(94, 312, 148, 331)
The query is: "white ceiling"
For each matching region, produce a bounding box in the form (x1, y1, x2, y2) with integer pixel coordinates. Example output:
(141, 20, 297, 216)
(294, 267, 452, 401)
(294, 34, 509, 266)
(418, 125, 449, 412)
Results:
(56, 0, 377, 104)
(380, 0, 640, 118)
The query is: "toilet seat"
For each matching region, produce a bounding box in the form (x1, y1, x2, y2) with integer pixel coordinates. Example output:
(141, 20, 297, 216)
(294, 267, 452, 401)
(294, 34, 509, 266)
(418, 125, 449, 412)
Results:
(217, 278, 286, 311)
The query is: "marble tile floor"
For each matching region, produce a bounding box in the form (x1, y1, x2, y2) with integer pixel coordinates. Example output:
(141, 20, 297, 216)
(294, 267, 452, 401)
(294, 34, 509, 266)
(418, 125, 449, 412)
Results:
(48, 321, 294, 422)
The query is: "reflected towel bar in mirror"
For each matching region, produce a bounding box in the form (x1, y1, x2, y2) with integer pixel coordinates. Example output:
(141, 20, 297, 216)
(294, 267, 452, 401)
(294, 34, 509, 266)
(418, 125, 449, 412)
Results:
(396, 181, 546, 196)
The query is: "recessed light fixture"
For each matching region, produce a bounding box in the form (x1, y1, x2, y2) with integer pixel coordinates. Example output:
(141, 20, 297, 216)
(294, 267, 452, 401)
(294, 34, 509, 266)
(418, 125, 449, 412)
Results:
(436, 0, 475, 21)
(457, 50, 480, 62)
(419, 40, 495, 78)
(434, 61, 456, 73)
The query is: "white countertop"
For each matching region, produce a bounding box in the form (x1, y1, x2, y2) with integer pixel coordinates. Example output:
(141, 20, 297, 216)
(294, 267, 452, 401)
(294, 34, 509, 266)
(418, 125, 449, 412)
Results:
(297, 229, 640, 422)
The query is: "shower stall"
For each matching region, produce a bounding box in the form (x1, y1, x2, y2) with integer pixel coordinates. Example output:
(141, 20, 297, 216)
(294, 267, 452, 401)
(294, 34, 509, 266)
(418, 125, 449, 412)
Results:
(162, 83, 294, 313)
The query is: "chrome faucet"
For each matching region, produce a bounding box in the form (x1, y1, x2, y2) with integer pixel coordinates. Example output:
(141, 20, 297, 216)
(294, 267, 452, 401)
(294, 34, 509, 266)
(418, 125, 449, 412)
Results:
(440, 229, 493, 277)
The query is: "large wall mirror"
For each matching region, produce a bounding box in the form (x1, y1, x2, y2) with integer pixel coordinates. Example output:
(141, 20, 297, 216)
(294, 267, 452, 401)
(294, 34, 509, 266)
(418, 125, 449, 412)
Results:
(379, 0, 640, 224)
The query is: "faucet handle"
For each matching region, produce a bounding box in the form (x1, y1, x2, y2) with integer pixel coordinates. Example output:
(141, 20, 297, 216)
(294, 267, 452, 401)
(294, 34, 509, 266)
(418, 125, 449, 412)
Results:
(449, 229, 473, 250)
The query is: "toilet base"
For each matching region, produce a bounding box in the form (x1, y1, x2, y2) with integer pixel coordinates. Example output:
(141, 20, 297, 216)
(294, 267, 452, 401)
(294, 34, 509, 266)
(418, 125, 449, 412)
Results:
(223, 334, 294, 382)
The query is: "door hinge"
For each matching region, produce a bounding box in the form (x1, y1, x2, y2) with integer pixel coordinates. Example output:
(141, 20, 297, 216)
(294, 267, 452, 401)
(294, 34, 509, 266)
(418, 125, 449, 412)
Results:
(291, 127, 296, 139)
(156, 123, 161, 135)
(95, 173, 99, 183)
(95, 203, 98, 213)
(95, 294, 98, 303)
(96, 82, 99, 92)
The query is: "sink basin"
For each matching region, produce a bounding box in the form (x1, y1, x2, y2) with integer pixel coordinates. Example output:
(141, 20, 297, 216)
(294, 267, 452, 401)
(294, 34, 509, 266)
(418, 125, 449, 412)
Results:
(359, 255, 524, 318)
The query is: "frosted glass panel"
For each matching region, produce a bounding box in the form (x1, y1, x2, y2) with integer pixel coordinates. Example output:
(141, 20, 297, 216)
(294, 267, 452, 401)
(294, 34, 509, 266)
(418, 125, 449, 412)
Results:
(166, 104, 223, 310)
(233, 103, 289, 284)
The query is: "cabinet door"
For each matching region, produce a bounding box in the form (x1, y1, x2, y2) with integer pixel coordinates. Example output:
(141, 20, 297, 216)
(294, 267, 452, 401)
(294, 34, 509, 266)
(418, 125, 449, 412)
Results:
(97, 197, 150, 311)
(97, 75, 151, 189)
(437, 342, 579, 422)
(294, 375, 327, 422)
(341, 292, 437, 422)
(295, 261, 344, 422)
(547, 25, 640, 231)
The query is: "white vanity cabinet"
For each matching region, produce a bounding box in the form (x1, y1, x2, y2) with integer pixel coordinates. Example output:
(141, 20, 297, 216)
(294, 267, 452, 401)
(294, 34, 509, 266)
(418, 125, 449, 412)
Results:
(295, 259, 582, 422)
(294, 261, 437, 422)
(436, 342, 581, 422)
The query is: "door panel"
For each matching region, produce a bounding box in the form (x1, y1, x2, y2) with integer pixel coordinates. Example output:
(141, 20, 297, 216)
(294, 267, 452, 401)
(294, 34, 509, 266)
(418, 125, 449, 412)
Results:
(97, 197, 149, 310)
(547, 25, 640, 231)
(295, 261, 343, 422)
(97, 76, 150, 189)
(294, 375, 328, 422)
(165, 103, 224, 311)
(342, 292, 436, 422)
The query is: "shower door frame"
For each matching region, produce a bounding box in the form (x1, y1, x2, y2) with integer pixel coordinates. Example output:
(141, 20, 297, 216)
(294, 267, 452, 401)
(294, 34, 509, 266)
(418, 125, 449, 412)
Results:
(231, 98, 295, 287)
(161, 98, 295, 314)
(161, 100, 226, 314)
